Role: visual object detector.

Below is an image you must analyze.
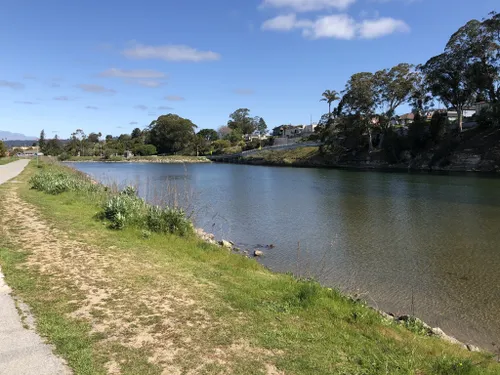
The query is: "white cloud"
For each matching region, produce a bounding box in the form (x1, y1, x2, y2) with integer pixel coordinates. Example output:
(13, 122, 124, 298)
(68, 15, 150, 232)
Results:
(53, 96, 71, 101)
(359, 18, 410, 39)
(123, 43, 221, 62)
(262, 13, 409, 40)
(100, 68, 166, 79)
(165, 95, 185, 101)
(134, 105, 148, 110)
(86, 106, 99, 110)
(158, 106, 174, 110)
(305, 14, 357, 39)
(261, 0, 355, 12)
(130, 121, 139, 125)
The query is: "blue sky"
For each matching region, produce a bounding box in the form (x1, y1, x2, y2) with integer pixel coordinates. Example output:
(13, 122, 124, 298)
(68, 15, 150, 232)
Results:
(0, 0, 497, 138)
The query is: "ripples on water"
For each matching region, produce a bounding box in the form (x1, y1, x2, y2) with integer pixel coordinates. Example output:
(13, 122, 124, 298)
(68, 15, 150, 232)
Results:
(70, 162, 500, 350)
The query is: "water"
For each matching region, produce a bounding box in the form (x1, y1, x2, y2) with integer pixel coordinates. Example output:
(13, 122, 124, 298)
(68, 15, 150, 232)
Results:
(70, 162, 500, 349)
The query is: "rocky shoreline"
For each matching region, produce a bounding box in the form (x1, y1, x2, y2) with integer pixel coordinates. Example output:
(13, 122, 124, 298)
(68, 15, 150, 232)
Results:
(195, 226, 485, 354)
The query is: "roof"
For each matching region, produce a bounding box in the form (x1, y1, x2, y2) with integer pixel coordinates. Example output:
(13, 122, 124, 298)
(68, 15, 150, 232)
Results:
(400, 113, 415, 120)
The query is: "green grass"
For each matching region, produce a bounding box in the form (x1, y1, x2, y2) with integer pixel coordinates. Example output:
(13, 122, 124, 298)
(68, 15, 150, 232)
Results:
(0, 161, 499, 374)
(244, 147, 322, 166)
(0, 156, 19, 165)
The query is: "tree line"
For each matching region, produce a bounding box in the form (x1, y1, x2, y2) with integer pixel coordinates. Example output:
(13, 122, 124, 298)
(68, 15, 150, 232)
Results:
(35, 108, 269, 158)
(318, 11, 499, 161)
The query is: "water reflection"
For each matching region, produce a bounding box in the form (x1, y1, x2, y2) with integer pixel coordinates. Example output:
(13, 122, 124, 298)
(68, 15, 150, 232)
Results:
(70, 162, 500, 349)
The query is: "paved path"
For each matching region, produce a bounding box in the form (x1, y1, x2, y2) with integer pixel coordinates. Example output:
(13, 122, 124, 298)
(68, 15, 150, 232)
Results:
(0, 159, 71, 375)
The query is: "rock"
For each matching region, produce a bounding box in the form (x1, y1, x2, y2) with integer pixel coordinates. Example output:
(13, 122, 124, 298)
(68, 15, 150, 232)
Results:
(466, 344, 481, 352)
(254, 250, 264, 257)
(233, 247, 240, 252)
(431, 327, 462, 345)
(219, 240, 232, 249)
(268, 244, 275, 249)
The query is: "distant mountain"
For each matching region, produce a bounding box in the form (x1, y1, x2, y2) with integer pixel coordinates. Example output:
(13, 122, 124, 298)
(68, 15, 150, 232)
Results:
(0, 130, 37, 141)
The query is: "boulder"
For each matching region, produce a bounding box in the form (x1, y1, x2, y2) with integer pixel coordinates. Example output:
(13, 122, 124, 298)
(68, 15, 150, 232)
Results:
(431, 327, 462, 345)
(219, 240, 232, 249)
(254, 250, 264, 257)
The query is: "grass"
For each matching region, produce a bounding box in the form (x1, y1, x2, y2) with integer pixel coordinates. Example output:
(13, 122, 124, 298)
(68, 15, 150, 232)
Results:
(0, 156, 19, 165)
(243, 147, 323, 166)
(0, 161, 499, 374)
(64, 155, 211, 163)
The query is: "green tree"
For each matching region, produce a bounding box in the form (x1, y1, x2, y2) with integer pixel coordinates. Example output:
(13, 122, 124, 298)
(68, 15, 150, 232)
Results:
(342, 73, 378, 150)
(45, 136, 63, 156)
(227, 108, 256, 135)
(446, 12, 499, 103)
(148, 114, 197, 154)
(320, 90, 341, 119)
(375, 63, 417, 125)
(131, 128, 143, 139)
(257, 117, 267, 136)
(422, 52, 476, 132)
(39, 129, 46, 153)
(105, 134, 113, 143)
(197, 129, 219, 142)
(87, 132, 101, 143)
(410, 68, 434, 118)
(0, 140, 7, 157)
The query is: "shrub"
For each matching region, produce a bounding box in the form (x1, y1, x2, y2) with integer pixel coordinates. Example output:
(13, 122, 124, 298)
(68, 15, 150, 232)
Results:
(477, 103, 500, 128)
(30, 169, 98, 195)
(145, 205, 192, 236)
(430, 112, 448, 141)
(102, 194, 145, 229)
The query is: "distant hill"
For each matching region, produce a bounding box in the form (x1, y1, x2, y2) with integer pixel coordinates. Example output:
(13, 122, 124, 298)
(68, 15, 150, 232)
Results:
(0, 130, 37, 141)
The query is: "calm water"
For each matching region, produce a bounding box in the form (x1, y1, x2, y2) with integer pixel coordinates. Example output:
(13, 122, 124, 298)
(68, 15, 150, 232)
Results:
(70, 162, 500, 349)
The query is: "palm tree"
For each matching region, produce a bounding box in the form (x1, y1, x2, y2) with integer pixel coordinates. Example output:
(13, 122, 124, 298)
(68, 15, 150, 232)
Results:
(320, 90, 340, 118)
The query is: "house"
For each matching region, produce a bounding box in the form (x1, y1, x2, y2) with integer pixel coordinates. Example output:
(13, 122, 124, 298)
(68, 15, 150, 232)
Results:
(272, 125, 306, 138)
(399, 113, 415, 125)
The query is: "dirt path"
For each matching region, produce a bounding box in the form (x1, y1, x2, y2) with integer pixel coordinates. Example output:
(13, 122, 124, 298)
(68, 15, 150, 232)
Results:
(0, 182, 280, 374)
(0, 160, 71, 375)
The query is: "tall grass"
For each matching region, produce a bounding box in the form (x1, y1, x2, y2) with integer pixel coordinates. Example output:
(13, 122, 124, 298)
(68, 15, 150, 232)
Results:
(30, 164, 192, 236)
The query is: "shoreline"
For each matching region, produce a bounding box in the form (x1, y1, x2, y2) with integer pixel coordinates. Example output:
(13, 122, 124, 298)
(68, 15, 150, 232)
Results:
(214, 157, 500, 177)
(193, 228, 484, 354)
(62, 157, 211, 164)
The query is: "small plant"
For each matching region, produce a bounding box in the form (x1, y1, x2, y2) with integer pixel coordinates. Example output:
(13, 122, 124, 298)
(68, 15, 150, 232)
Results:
(121, 186, 137, 197)
(432, 357, 475, 375)
(102, 195, 145, 230)
(399, 316, 431, 336)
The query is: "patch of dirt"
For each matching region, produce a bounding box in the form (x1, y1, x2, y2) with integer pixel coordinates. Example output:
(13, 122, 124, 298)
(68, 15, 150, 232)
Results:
(0, 188, 282, 374)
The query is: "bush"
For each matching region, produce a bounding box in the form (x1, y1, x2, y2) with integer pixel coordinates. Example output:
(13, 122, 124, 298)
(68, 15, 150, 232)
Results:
(102, 194, 145, 229)
(430, 112, 448, 141)
(145, 206, 192, 236)
(30, 169, 98, 195)
(477, 103, 500, 128)
(58, 152, 70, 161)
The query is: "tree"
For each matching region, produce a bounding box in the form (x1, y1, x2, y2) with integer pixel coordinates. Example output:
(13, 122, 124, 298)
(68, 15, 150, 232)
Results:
(87, 132, 101, 143)
(148, 114, 197, 154)
(134, 144, 157, 156)
(342, 73, 378, 150)
(410, 68, 434, 119)
(257, 117, 267, 136)
(0, 140, 6, 157)
(105, 135, 113, 143)
(217, 126, 232, 139)
(446, 12, 499, 103)
(45, 136, 63, 156)
(320, 90, 340, 119)
(131, 128, 143, 139)
(422, 52, 476, 132)
(39, 130, 46, 153)
(197, 129, 219, 142)
(227, 108, 256, 135)
(374, 63, 417, 126)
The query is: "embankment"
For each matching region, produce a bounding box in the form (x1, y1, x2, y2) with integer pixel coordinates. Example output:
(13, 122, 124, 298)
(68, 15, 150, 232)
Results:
(0, 161, 498, 374)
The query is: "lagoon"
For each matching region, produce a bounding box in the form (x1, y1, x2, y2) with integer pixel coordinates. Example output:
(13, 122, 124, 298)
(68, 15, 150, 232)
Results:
(70, 162, 500, 350)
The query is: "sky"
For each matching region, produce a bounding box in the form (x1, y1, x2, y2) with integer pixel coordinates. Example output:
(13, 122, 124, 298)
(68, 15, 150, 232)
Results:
(0, 0, 498, 139)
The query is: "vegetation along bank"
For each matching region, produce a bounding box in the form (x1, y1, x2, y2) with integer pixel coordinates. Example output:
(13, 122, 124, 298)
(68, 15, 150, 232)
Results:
(0, 160, 499, 374)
